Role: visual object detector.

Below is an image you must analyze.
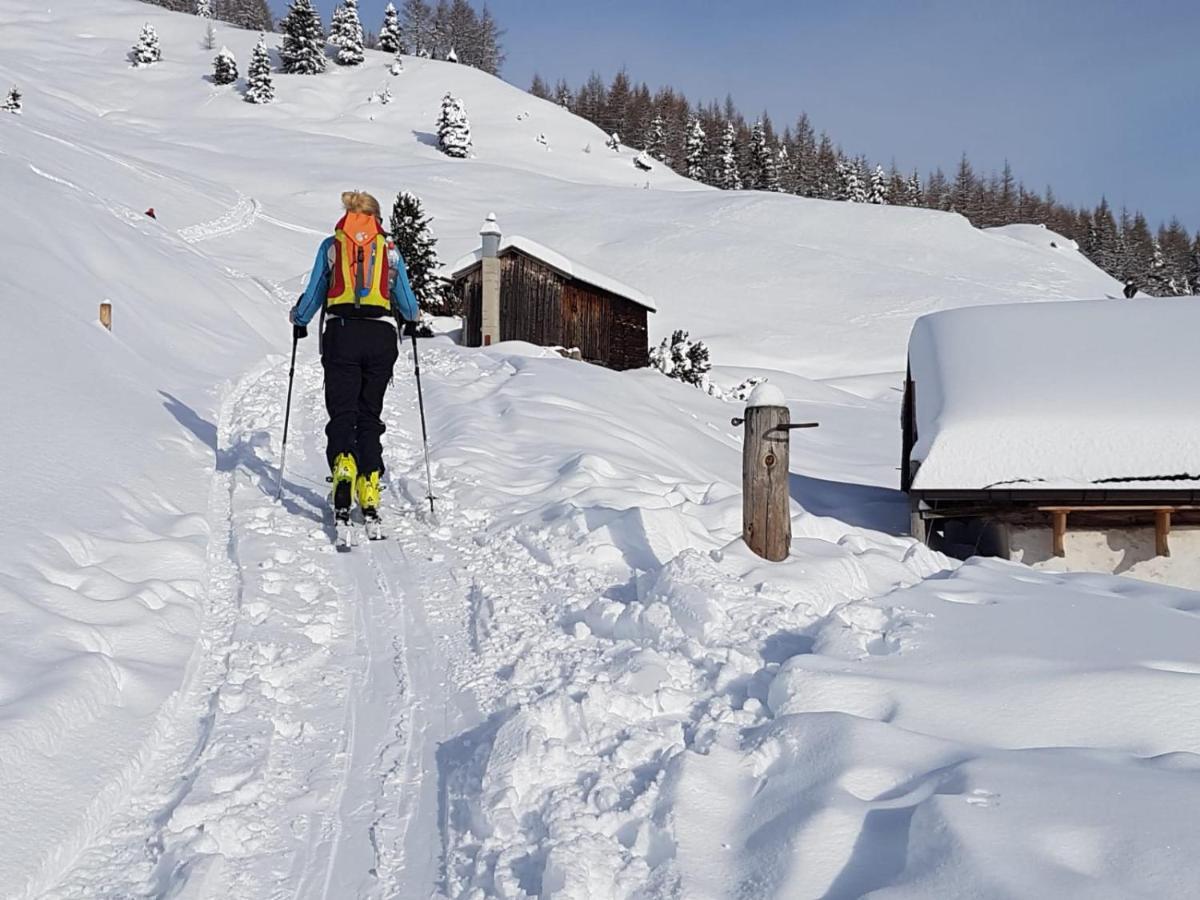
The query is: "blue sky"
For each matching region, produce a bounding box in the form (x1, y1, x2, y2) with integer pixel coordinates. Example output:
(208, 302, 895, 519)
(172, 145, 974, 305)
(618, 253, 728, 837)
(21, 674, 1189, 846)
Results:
(279, 0, 1198, 230)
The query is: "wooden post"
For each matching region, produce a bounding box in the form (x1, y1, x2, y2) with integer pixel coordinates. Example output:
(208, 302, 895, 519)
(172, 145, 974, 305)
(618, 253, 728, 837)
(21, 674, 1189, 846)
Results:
(736, 385, 816, 562)
(99, 301, 112, 331)
(1155, 509, 1171, 558)
(1051, 509, 1067, 558)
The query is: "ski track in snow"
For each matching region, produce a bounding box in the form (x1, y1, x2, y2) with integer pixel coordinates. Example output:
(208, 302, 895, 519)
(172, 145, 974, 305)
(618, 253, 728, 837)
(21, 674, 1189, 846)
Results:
(178, 194, 262, 244)
(35, 348, 480, 899)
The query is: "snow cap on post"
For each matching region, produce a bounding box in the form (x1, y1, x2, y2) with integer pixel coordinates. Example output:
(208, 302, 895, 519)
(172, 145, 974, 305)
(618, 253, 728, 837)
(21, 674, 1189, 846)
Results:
(746, 382, 787, 409)
(480, 213, 501, 258)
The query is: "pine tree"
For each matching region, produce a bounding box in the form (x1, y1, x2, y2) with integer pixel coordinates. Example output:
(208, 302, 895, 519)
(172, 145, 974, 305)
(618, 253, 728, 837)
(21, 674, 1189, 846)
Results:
(529, 73, 549, 99)
(684, 116, 706, 182)
(718, 122, 741, 190)
(244, 38, 275, 104)
(217, 0, 273, 31)
(553, 79, 571, 108)
(644, 113, 667, 162)
(212, 46, 238, 84)
(650, 330, 711, 387)
(379, 2, 402, 53)
(329, 1, 348, 46)
(389, 191, 454, 315)
(1188, 235, 1200, 296)
(333, 0, 365, 65)
(605, 132, 621, 152)
(446, 46, 458, 62)
(905, 170, 922, 207)
(837, 158, 866, 202)
(196, 0, 213, 16)
(131, 23, 163, 67)
(868, 164, 887, 204)
(2, 85, 21, 114)
(1147, 239, 1171, 296)
(279, 0, 327, 75)
(747, 121, 778, 191)
(474, 5, 505, 76)
(436, 93, 471, 157)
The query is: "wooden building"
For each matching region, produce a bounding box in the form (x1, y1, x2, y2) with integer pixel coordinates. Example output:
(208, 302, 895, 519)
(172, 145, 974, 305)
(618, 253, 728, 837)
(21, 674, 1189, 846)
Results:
(448, 217, 655, 371)
(903, 299, 1200, 569)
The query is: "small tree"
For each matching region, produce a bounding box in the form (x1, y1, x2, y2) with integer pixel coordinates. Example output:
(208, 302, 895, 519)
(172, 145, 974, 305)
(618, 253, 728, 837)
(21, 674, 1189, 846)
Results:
(389, 191, 456, 316)
(212, 47, 238, 85)
(131, 23, 162, 67)
(332, 0, 365, 65)
(196, 0, 213, 16)
(684, 116, 706, 182)
(904, 170, 922, 207)
(650, 330, 712, 387)
(644, 114, 667, 163)
(436, 93, 471, 157)
(446, 46, 458, 63)
(868, 165, 888, 204)
(379, 2, 402, 54)
(244, 38, 275, 104)
(605, 131, 620, 152)
(203, 20, 217, 51)
(279, 0, 327, 75)
(3, 86, 22, 114)
(718, 122, 741, 190)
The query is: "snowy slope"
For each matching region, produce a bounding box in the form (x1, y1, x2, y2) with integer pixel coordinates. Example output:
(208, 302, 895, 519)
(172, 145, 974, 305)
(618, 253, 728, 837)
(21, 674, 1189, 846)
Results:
(1, 1, 1195, 898)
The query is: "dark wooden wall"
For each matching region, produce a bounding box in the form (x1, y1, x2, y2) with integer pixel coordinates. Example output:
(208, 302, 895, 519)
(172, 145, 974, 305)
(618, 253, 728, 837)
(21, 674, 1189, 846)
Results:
(456, 249, 649, 370)
(500, 254, 565, 347)
(462, 269, 483, 346)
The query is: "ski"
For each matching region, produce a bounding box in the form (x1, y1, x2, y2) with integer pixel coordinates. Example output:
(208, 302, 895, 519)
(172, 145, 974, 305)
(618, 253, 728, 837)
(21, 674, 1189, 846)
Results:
(334, 511, 355, 552)
(363, 510, 385, 541)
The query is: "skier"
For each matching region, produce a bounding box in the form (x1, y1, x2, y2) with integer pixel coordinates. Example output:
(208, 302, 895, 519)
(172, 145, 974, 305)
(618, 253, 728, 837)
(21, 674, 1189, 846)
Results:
(289, 191, 420, 540)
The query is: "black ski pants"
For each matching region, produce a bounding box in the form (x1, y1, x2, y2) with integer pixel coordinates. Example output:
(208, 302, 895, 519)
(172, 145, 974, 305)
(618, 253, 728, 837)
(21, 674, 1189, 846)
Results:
(322, 318, 398, 476)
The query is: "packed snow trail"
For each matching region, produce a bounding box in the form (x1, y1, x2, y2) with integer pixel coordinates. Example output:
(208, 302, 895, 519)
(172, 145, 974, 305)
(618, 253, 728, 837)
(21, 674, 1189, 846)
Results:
(36, 347, 480, 899)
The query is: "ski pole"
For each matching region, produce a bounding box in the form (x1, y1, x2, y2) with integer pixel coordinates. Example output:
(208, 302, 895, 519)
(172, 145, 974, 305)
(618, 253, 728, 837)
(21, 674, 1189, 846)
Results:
(410, 331, 436, 516)
(275, 328, 300, 501)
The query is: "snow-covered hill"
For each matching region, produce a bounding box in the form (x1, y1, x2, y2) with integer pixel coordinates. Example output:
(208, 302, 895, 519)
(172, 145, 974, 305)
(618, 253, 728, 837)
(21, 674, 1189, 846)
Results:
(2, 2, 1194, 898)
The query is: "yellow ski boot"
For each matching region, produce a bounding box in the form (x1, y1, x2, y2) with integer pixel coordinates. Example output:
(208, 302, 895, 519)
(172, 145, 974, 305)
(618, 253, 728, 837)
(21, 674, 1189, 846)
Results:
(357, 470, 384, 540)
(331, 453, 357, 550)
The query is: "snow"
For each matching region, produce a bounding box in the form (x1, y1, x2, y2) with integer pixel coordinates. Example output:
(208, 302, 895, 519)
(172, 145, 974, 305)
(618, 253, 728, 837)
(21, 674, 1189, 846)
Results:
(1, 1, 1198, 897)
(909, 298, 1200, 488)
(746, 382, 787, 408)
(449, 234, 659, 311)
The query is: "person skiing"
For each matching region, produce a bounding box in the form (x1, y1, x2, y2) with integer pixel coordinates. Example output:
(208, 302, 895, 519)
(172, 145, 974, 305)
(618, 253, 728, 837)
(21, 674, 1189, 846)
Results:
(289, 191, 420, 539)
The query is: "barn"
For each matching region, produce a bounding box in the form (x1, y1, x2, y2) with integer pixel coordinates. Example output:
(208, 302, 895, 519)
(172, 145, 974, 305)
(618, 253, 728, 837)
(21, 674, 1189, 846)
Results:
(903, 299, 1200, 570)
(448, 215, 655, 371)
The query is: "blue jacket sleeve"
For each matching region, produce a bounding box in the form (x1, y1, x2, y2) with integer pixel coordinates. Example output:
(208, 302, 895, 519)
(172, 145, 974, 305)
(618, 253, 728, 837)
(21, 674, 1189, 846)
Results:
(390, 253, 420, 322)
(291, 237, 334, 326)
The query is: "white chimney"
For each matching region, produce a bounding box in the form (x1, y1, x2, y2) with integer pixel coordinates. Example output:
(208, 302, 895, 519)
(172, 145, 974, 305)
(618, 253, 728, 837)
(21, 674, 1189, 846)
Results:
(480, 213, 501, 346)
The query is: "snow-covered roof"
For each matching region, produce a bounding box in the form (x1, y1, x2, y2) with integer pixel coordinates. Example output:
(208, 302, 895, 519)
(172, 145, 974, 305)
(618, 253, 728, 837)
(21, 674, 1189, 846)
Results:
(909, 299, 1200, 490)
(447, 235, 658, 312)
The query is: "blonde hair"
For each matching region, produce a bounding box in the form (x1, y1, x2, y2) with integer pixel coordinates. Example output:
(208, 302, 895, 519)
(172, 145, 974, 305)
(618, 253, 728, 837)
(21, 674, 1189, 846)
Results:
(341, 190, 382, 219)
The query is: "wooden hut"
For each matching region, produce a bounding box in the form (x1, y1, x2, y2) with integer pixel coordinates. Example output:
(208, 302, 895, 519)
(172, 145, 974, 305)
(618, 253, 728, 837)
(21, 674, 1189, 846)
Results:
(903, 299, 1200, 568)
(448, 216, 655, 371)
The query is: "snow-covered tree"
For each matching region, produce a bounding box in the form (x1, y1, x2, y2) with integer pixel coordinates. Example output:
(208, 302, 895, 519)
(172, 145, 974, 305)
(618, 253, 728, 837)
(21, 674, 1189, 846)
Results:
(644, 114, 667, 163)
(904, 170, 922, 207)
(379, 2, 402, 53)
(868, 164, 888, 204)
(605, 132, 621, 152)
(329, 0, 348, 46)
(837, 158, 867, 203)
(389, 191, 455, 315)
(131, 23, 163, 67)
(717, 122, 741, 190)
(684, 117, 706, 182)
(279, 0, 327, 75)
(203, 20, 218, 50)
(244, 38, 275, 103)
(1189, 236, 1200, 296)
(196, 0, 213, 16)
(3, 86, 22, 114)
(332, 0, 365, 65)
(212, 46, 238, 84)
(747, 121, 778, 191)
(553, 79, 571, 108)
(436, 93, 471, 157)
(650, 330, 711, 387)
(446, 45, 458, 63)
